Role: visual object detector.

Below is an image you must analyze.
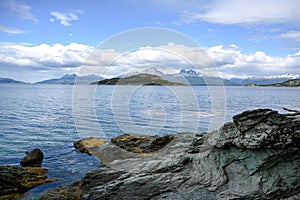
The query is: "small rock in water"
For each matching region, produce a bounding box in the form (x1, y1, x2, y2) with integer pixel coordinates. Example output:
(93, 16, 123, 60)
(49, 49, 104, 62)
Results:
(20, 148, 44, 167)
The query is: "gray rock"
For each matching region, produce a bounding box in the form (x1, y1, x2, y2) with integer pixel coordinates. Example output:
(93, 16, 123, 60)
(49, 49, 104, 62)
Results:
(216, 108, 300, 149)
(41, 109, 300, 200)
(20, 148, 44, 167)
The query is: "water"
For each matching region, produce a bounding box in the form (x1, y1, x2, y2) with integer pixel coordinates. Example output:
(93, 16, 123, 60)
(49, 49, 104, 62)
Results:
(0, 84, 299, 199)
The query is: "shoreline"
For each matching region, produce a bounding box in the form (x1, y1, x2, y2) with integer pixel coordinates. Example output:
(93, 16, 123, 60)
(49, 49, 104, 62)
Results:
(39, 108, 300, 200)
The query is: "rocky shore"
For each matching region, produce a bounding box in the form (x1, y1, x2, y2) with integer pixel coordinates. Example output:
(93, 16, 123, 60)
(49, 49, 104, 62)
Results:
(39, 108, 300, 200)
(0, 149, 56, 199)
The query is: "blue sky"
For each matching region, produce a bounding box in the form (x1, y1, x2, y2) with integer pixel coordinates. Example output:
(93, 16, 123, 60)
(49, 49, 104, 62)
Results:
(0, 0, 300, 82)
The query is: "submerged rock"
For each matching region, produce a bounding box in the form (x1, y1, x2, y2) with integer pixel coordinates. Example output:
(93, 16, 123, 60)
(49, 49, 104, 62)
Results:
(20, 148, 44, 167)
(0, 166, 55, 199)
(42, 108, 300, 200)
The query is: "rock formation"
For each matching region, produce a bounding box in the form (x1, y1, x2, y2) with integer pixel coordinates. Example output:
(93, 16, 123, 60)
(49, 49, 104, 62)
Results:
(74, 137, 108, 156)
(0, 166, 55, 199)
(41, 108, 300, 200)
(0, 148, 56, 199)
(20, 148, 44, 167)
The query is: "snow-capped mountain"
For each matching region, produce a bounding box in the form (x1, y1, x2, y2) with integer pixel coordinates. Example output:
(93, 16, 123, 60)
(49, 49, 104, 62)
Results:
(122, 68, 164, 77)
(263, 74, 300, 79)
(229, 75, 300, 85)
(142, 68, 165, 76)
(122, 68, 235, 85)
(178, 69, 201, 76)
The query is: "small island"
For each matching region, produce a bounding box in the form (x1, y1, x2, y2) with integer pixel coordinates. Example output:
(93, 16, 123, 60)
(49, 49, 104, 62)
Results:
(90, 74, 187, 86)
(246, 79, 300, 87)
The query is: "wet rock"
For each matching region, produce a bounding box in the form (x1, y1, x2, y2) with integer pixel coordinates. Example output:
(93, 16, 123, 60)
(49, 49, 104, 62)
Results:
(20, 148, 44, 167)
(42, 109, 300, 200)
(0, 166, 55, 199)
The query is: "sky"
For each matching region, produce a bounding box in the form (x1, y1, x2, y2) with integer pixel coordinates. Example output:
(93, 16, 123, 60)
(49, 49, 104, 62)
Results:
(0, 0, 300, 82)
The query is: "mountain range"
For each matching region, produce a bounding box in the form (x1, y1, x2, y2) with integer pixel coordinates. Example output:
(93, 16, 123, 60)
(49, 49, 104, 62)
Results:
(121, 68, 231, 85)
(35, 74, 104, 85)
(229, 77, 297, 85)
(1, 69, 299, 86)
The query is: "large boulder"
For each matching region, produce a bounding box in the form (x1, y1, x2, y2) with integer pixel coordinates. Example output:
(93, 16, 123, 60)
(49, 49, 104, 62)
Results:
(20, 148, 44, 167)
(41, 108, 300, 200)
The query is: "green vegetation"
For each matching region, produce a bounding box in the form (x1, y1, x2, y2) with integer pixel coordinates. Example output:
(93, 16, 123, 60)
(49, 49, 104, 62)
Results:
(90, 74, 187, 86)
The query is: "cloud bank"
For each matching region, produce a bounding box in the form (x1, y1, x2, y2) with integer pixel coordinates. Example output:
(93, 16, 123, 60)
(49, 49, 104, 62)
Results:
(0, 42, 299, 82)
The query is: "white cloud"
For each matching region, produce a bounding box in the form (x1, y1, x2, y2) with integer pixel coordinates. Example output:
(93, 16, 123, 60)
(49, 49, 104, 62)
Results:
(82, 43, 300, 78)
(279, 31, 300, 42)
(0, 24, 25, 34)
(209, 46, 300, 78)
(0, 42, 93, 70)
(0, 42, 299, 82)
(3, 0, 38, 22)
(50, 10, 82, 27)
(207, 45, 240, 66)
(182, 0, 300, 25)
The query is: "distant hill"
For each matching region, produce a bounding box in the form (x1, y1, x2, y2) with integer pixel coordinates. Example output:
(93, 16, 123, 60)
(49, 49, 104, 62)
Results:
(230, 77, 294, 85)
(36, 74, 104, 85)
(246, 79, 300, 87)
(0, 77, 26, 84)
(90, 74, 187, 86)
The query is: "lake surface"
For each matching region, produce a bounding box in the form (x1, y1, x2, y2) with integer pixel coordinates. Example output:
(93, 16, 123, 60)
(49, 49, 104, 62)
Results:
(0, 84, 299, 199)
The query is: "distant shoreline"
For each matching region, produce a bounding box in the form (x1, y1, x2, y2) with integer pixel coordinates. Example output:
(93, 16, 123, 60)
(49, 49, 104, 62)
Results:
(245, 79, 300, 87)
